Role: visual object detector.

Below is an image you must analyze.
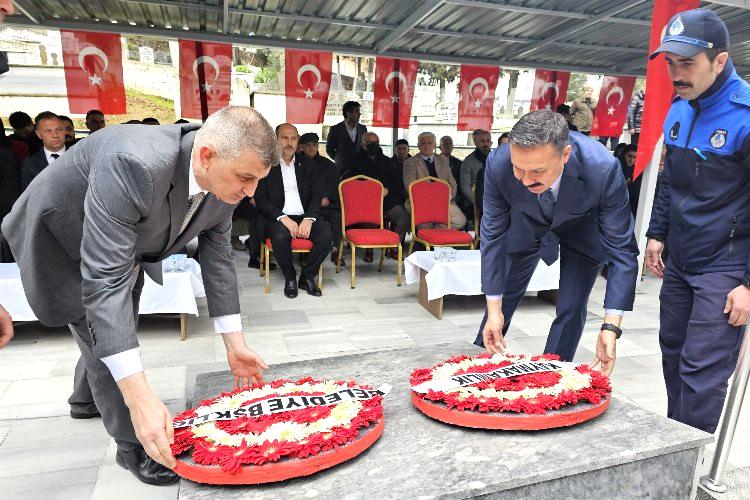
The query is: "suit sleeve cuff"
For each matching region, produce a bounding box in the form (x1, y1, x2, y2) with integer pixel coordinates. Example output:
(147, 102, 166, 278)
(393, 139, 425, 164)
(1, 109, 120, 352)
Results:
(604, 309, 624, 318)
(486, 294, 503, 301)
(101, 348, 143, 382)
(213, 314, 242, 333)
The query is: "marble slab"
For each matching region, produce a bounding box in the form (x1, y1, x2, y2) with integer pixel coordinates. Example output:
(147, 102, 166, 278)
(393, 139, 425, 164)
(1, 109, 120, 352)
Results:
(180, 342, 712, 499)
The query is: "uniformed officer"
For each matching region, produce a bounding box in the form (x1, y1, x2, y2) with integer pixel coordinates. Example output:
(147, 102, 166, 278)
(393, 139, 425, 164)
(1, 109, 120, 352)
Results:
(645, 9, 750, 433)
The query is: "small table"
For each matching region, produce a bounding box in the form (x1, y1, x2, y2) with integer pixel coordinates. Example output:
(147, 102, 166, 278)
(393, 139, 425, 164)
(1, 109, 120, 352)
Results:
(0, 259, 205, 340)
(404, 250, 560, 319)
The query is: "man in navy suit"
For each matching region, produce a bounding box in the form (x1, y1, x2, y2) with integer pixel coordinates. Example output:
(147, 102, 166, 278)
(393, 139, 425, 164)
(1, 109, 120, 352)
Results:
(21, 111, 66, 191)
(475, 110, 639, 375)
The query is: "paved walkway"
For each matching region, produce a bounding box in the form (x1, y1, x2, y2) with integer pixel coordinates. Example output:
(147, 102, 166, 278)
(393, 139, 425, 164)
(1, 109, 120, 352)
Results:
(0, 249, 747, 499)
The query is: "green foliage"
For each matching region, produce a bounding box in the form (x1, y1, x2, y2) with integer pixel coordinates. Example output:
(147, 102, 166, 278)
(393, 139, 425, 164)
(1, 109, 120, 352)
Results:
(566, 73, 588, 102)
(418, 62, 459, 86)
(234, 65, 250, 73)
(253, 49, 282, 84)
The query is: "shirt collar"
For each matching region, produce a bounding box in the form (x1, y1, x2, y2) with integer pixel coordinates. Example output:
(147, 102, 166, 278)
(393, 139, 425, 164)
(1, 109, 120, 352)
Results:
(44, 146, 64, 159)
(548, 173, 563, 199)
(280, 155, 296, 169)
(188, 147, 207, 197)
(420, 154, 434, 162)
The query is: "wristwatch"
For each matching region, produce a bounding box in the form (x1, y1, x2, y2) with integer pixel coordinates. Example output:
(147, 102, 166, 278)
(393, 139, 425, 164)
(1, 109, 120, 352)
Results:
(600, 323, 622, 339)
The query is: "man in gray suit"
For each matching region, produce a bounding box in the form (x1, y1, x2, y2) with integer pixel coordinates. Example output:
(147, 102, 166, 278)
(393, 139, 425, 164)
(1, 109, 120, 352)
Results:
(2, 106, 279, 485)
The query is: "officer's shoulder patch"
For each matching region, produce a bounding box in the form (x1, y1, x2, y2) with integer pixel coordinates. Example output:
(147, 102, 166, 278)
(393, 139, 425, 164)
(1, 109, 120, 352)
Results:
(728, 84, 750, 108)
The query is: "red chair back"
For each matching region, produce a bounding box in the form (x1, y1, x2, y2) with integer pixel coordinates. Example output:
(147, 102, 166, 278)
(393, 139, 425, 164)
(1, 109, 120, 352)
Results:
(339, 176, 384, 229)
(409, 176, 451, 227)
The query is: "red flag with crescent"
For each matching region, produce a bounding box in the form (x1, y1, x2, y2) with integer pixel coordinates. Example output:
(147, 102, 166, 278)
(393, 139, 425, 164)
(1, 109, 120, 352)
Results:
(178, 40, 232, 120)
(285, 49, 332, 124)
(529, 69, 571, 112)
(60, 30, 126, 114)
(457, 64, 500, 132)
(590, 75, 636, 137)
(372, 57, 418, 129)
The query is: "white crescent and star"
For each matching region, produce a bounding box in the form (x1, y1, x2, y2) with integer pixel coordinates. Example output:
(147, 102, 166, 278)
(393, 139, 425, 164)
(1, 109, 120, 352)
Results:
(192, 55, 221, 93)
(468, 77, 490, 108)
(540, 81, 560, 109)
(297, 64, 322, 99)
(385, 71, 408, 103)
(78, 46, 109, 86)
(605, 86, 624, 115)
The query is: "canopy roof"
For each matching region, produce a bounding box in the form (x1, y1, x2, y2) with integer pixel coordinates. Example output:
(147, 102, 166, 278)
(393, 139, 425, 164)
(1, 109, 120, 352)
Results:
(8, 0, 750, 77)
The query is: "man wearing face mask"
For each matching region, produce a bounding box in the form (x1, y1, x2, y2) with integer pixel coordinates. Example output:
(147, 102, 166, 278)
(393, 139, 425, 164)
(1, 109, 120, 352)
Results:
(645, 9, 750, 434)
(344, 132, 409, 254)
(474, 109, 638, 376)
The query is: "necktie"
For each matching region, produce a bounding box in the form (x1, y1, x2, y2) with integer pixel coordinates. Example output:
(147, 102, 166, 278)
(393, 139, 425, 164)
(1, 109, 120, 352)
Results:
(50, 154, 59, 160)
(538, 189, 559, 265)
(425, 157, 437, 178)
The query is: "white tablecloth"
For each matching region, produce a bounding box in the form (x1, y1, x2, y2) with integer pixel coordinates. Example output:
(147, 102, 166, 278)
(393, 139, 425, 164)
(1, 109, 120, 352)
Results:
(404, 250, 560, 301)
(0, 258, 205, 322)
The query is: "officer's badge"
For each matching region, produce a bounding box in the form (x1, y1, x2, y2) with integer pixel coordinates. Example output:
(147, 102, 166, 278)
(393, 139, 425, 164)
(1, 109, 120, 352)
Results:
(669, 17, 685, 36)
(710, 129, 727, 149)
(669, 122, 680, 140)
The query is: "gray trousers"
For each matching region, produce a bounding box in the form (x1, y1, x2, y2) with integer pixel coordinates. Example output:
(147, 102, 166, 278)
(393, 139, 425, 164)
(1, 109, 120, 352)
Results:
(67, 272, 143, 452)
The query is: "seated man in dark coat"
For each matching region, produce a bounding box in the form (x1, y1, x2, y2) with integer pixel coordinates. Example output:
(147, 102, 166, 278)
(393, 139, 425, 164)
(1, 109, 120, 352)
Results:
(299, 132, 344, 266)
(344, 132, 409, 260)
(254, 123, 332, 298)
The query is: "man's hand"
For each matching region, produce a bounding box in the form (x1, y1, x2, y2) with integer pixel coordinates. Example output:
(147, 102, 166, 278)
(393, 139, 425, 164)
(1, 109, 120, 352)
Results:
(382, 187, 389, 197)
(482, 298, 506, 354)
(280, 215, 299, 237)
(321, 197, 330, 208)
(629, 128, 635, 135)
(223, 331, 269, 388)
(0, 304, 14, 349)
(298, 219, 313, 239)
(118, 373, 176, 469)
(724, 285, 750, 327)
(645, 238, 665, 278)
(591, 330, 617, 376)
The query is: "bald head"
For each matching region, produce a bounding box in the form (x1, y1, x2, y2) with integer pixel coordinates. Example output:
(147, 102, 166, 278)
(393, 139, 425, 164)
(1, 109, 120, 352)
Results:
(276, 123, 299, 162)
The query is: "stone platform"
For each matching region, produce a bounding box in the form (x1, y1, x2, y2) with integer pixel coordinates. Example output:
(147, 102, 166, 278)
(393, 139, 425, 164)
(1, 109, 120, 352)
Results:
(179, 342, 712, 499)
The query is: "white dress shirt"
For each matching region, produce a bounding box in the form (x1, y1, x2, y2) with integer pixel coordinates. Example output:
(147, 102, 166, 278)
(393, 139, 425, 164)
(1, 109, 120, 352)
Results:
(44, 147, 65, 165)
(345, 122, 357, 143)
(486, 172, 623, 318)
(102, 150, 243, 381)
(275, 156, 315, 222)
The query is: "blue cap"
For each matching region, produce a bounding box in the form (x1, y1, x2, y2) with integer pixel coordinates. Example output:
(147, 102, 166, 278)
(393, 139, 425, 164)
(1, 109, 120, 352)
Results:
(649, 9, 729, 60)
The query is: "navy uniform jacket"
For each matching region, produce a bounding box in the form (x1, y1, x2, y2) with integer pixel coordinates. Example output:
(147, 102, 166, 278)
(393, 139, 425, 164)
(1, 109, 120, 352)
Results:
(647, 61, 750, 281)
(481, 133, 639, 311)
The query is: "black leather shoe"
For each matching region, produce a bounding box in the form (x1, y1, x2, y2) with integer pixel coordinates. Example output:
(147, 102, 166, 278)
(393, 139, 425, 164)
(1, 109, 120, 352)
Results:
(248, 257, 277, 270)
(115, 447, 179, 486)
(298, 276, 322, 296)
(284, 279, 298, 298)
(70, 408, 101, 419)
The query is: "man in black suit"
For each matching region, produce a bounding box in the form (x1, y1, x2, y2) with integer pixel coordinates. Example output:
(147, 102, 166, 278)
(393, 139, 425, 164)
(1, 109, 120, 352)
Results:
(8, 111, 42, 156)
(86, 109, 106, 133)
(299, 132, 344, 266)
(21, 111, 66, 191)
(255, 123, 332, 298)
(58, 115, 80, 148)
(326, 101, 367, 176)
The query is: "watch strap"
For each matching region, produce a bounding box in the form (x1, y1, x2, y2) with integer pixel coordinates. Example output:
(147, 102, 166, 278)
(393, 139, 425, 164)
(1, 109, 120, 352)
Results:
(601, 322, 623, 339)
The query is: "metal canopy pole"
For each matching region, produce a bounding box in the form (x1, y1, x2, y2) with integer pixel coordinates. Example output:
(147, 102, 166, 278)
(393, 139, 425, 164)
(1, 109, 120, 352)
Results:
(700, 329, 750, 492)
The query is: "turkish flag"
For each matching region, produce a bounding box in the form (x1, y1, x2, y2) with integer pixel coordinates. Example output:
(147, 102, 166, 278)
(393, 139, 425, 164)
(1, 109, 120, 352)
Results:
(60, 30, 126, 114)
(529, 69, 571, 112)
(285, 49, 332, 124)
(372, 57, 418, 129)
(179, 40, 232, 120)
(590, 76, 636, 137)
(634, 0, 699, 179)
(457, 64, 500, 131)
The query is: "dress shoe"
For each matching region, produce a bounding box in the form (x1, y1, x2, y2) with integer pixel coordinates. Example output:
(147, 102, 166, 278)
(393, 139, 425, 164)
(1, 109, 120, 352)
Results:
(70, 408, 101, 419)
(230, 236, 247, 251)
(248, 257, 277, 270)
(116, 447, 179, 486)
(284, 279, 298, 298)
(363, 249, 374, 263)
(331, 250, 345, 267)
(298, 276, 322, 297)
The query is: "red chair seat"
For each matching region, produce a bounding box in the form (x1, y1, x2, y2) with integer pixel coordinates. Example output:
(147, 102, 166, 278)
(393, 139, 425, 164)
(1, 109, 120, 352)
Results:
(416, 228, 473, 245)
(345, 228, 400, 246)
(264, 238, 313, 251)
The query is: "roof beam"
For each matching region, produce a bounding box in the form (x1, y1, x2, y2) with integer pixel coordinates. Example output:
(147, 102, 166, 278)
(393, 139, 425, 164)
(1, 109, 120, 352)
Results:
(375, 0, 445, 53)
(222, 0, 229, 34)
(443, 0, 650, 26)
(4, 17, 643, 76)
(705, 0, 750, 7)
(11, 0, 39, 24)
(502, 0, 648, 60)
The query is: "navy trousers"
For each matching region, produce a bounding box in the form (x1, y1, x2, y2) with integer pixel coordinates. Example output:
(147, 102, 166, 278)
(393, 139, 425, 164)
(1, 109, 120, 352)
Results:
(474, 246, 602, 361)
(659, 263, 745, 433)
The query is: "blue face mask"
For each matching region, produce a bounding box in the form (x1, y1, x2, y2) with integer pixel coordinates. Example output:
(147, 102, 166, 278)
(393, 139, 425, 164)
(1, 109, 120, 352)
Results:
(366, 143, 381, 156)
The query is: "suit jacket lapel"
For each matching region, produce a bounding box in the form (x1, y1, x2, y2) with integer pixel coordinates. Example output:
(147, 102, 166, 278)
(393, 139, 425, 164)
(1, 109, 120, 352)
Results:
(516, 185, 548, 226)
(551, 152, 587, 230)
(294, 157, 305, 201)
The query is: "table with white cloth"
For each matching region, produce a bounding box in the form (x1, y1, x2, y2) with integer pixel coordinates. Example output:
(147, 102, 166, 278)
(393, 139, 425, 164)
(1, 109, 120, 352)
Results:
(0, 257, 205, 340)
(404, 250, 560, 319)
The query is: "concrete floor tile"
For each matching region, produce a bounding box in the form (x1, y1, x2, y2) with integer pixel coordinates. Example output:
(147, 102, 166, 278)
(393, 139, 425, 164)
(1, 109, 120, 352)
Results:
(0, 375, 73, 419)
(284, 331, 357, 356)
(92, 463, 179, 500)
(0, 466, 98, 500)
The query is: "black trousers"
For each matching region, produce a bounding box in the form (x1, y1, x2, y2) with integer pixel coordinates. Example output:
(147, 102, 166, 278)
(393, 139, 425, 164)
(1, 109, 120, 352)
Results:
(319, 206, 342, 248)
(266, 215, 332, 281)
(233, 198, 261, 259)
(631, 132, 640, 146)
